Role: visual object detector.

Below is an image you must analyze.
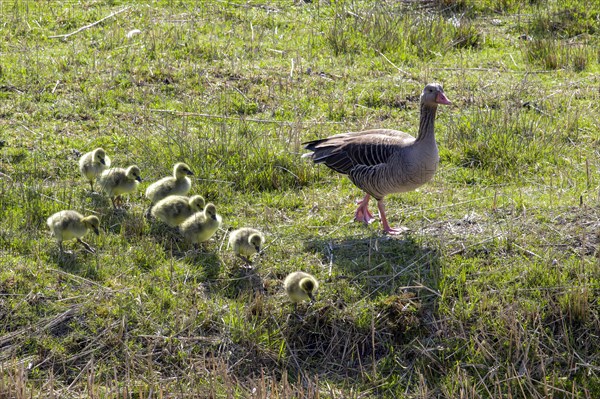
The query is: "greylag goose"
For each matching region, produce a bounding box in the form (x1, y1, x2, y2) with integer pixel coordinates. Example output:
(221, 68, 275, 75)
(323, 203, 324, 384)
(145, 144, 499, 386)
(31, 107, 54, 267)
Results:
(145, 163, 193, 203)
(79, 148, 111, 191)
(228, 227, 264, 263)
(284, 271, 319, 303)
(303, 83, 450, 234)
(151, 195, 205, 227)
(180, 203, 222, 246)
(98, 165, 142, 208)
(47, 210, 100, 253)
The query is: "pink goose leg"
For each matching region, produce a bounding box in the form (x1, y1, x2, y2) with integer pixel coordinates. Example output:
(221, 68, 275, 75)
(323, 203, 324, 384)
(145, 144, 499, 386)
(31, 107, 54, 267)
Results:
(377, 200, 409, 235)
(354, 194, 374, 224)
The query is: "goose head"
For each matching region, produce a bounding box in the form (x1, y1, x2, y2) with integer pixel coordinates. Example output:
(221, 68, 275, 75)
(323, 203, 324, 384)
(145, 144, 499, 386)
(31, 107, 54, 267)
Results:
(249, 233, 263, 253)
(83, 215, 100, 235)
(127, 165, 143, 182)
(299, 277, 317, 301)
(174, 163, 194, 179)
(204, 203, 218, 220)
(421, 83, 451, 106)
(94, 148, 108, 165)
(189, 195, 206, 212)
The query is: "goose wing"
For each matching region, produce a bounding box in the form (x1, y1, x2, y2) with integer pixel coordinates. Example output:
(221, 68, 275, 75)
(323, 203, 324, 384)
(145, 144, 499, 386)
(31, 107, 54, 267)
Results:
(303, 129, 414, 175)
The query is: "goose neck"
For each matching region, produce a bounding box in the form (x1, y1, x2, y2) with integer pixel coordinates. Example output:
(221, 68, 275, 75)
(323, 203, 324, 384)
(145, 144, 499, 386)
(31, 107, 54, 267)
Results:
(416, 104, 438, 143)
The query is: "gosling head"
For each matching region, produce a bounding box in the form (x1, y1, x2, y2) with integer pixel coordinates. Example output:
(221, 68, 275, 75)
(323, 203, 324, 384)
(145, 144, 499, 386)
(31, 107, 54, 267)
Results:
(299, 277, 317, 301)
(189, 195, 206, 212)
(127, 165, 143, 182)
(204, 203, 218, 220)
(93, 148, 108, 165)
(421, 83, 451, 106)
(82, 215, 100, 235)
(249, 233, 263, 253)
(174, 163, 194, 178)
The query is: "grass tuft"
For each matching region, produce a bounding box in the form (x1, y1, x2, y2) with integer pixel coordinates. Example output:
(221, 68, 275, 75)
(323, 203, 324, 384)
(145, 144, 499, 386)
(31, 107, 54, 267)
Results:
(523, 39, 595, 71)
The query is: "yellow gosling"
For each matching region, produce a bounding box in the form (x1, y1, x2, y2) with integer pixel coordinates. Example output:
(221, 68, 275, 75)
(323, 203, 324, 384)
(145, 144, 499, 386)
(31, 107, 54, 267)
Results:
(228, 227, 264, 263)
(151, 195, 205, 227)
(47, 210, 100, 253)
(284, 271, 319, 303)
(79, 148, 111, 191)
(145, 162, 193, 204)
(98, 165, 142, 208)
(180, 203, 222, 247)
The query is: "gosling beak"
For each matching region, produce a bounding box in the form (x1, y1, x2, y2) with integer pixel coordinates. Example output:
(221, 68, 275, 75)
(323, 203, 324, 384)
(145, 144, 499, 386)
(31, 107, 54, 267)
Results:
(255, 245, 261, 252)
(308, 292, 316, 302)
(100, 159, 106, 165)
(187, 170, 194, 176)
(211, 215, 217, 220)
(93, 227, 100, 235)
(136, 176, 142, 182)
(435, 91, 451, 105)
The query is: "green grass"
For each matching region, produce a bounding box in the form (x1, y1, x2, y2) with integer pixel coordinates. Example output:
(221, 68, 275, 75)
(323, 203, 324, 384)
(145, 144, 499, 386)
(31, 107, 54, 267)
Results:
(1, 0, 599, 397)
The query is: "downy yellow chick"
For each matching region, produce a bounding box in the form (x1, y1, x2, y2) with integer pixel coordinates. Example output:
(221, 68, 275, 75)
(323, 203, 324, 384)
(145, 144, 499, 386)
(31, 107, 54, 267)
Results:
(98, 165, 142, 208)
(79, 148, 111, 191)
(284, 271, 319, 303)
(180, 203, 222, 246)
(145, 162, 194, 204)
(151, 195, 205, 227)
(228, 227, 264, 263)
(47, 210, 100, 253)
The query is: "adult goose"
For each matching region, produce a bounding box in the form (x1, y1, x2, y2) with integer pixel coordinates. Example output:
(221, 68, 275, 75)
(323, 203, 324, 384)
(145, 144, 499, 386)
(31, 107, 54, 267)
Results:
(303, 83, 450, 234)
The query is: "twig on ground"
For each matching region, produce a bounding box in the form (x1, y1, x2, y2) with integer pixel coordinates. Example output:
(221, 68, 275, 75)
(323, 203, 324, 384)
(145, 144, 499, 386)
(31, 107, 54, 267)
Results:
(49, 268, 111, 291)
(49, 6, 131, 39)
(375, 49, 414, 79)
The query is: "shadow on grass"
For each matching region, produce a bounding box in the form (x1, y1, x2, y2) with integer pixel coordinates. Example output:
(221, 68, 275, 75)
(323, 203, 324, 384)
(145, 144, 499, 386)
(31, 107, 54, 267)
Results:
(48, 248, 101, 280)
(80, 190, 110, 209)
(146, 218, 187, 251)
(220, 265, 266, 299)
(305, 233, 441, 297)
(181, 249, 222, 282)
(270, 234, 443, 380)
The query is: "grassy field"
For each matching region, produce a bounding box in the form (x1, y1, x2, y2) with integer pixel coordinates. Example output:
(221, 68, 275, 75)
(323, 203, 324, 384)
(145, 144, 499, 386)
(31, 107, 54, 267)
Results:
(0, 0, 599, 397)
